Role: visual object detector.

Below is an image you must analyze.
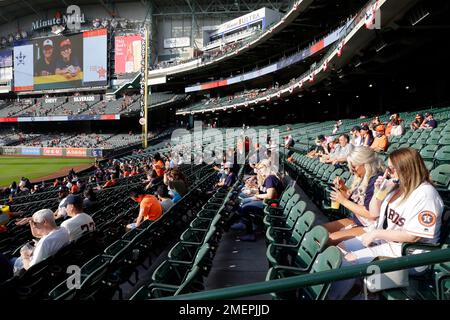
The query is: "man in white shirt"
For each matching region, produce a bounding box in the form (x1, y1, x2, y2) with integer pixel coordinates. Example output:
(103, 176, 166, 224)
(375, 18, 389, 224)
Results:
(61, 194, 95, 242)
(18, 209, 70, 272)
(54, 186, 70, 219)
(350, 126, 363, 146)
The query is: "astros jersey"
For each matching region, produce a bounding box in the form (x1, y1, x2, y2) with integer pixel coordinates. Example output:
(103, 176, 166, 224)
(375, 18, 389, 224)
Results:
(377, 182, 443, 244)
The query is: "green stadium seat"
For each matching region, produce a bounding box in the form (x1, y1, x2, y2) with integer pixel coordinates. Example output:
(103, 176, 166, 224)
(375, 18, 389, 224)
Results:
(265, 201, 307, 240)
(263, 193, 301, 224)
(264, 185, 296, 215)
(266, 225, 328, 268)
(420, 145, 439, 161)
(435, 146, 450, 166)
(266, 210, 315, 246)
(439, 136, 450, 145)
(431, 164, 450, 189)
(266, 246, 342, 300)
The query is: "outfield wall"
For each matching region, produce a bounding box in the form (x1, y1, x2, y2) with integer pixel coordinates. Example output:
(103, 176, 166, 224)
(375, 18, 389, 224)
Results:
(0, 146, 109, 158)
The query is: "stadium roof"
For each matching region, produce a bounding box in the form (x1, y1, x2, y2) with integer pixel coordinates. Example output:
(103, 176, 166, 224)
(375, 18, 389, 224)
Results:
(0, 0, 290, 25)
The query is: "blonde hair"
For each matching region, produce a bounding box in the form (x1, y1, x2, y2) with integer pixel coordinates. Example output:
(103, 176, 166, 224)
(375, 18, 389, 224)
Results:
(388, 147, 431, 202)
(255, 159, 280, 187)
(347, 146, 385, 193)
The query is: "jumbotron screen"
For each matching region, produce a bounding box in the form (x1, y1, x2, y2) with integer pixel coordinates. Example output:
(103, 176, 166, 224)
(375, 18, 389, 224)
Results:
(13, 29, 107, 91)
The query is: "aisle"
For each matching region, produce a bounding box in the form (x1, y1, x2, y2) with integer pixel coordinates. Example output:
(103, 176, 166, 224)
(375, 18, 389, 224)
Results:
(204, 229, 271, 300)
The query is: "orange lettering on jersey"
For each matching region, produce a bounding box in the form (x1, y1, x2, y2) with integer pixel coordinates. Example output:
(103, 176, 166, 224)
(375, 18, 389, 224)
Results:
(418, 211, 436, 227)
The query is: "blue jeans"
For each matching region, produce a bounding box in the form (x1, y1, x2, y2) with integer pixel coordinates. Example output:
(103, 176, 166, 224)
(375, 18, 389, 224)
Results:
(237, 199, 264, 234)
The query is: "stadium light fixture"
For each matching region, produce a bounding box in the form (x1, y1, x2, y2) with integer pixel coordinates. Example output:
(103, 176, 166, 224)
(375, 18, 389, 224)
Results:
(369, 83, 373, 88)
(405, 86, 410, 90)
(328, 93, 331, 96)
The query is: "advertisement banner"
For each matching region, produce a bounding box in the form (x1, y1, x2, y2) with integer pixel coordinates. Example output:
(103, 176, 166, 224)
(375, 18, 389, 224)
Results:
(66, 147, 87, 157)
(1, 147, 19, 155)
(21, 147, 41, 156)
(91, 149, 103, 157)
(43, 147, 63, 156)
(41, 96, 66, 104)
(83, 29, 107, 86)
(69, 94, 100, 103)
(13, 43, 34, 91)
(0, 49, 12, 68)
(114, 35, 141, 74)
(163, 37, 190, 49)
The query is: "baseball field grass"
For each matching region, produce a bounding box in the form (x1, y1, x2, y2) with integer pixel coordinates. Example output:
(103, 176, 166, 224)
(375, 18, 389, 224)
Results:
(0, 157, 94, 187)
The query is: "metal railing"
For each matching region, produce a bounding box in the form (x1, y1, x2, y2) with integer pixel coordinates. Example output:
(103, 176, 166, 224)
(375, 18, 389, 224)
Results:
(159, 247, 450, 300)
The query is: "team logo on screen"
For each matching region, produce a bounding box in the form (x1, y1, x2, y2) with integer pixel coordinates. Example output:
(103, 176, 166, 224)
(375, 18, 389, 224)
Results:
(15, 51, 26, 66)
(418, 211, 436, 227)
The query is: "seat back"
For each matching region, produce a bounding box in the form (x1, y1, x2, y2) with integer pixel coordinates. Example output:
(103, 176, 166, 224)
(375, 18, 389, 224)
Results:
(285, 201, 307, 228)
(279, 186, 296, 208)
(282, 193, 301, 215)
(290, 211, 316, 244)
(294, 226, 329, 270)
(431, 164, 450, 189)
(301, 246, 342, 300)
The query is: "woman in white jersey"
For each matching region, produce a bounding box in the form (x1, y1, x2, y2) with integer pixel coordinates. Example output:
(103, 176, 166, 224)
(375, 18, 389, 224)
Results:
(328, 147, 444, 299)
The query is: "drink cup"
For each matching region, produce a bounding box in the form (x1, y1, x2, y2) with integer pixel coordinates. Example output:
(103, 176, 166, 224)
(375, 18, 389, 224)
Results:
(331, 200, 340, 210)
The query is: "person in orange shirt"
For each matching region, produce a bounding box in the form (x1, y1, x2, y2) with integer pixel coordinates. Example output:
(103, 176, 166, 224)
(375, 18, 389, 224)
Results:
(101, 174, 117, 189)
(152, 153, 165, 178)
(127, 188, 163, 230)
(370, 125, 389, 152)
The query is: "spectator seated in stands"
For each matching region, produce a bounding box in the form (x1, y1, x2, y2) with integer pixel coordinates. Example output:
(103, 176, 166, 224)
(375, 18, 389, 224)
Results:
(156, 185, 174, 213)
(324, 147, 384, 245)
(127, 187, 163, 230)
(323, 134, 354, 166)
(215, 163, 236, 189)
(164, 168, 189, 203)
(420, 112, 437, 129)
(101, 174, 117, 189)
(61, 194, 95, 242)
(82, 187, 98, 215)
(410, 113, 424, 131)
(152, 153, 166, 179)
(13, 209, 70, 274)
(386, 113, 404, 137)
(360, 125, 374, 147)
(143, 169, 158, 190)
(370, 125, 389, 153)
(350, 126, 363, 146)
(328, 148, 444, 299)
(230, 159, 284, 241)
(306, 135, 328, 158)
(371, 115, 382, 127)
(0, 203, 22, 233)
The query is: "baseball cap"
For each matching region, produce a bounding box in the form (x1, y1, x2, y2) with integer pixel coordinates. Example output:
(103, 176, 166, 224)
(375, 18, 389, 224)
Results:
(63, 194, 83, 207)
(43, 39, 53, 47)
(376, 125, 385, 133)
(425, 112, 432, 117)
(58, 186, 69, 192)
(224, 162, 233, 169)
(60, 38, 71, 48)
(360, 125, 369, 131)
(351, 126, 361, 132)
